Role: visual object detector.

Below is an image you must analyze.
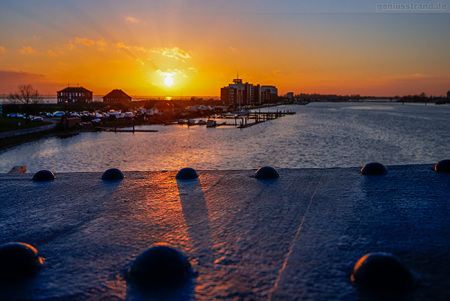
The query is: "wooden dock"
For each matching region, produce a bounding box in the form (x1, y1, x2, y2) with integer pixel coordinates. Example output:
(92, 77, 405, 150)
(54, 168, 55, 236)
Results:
(212, 110, 296, 128)
(107, 110, 296, 130)
(95, 127, 158, 133)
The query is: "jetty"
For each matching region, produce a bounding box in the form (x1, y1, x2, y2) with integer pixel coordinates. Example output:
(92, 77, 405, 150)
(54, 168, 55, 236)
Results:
(0, 164, 448, 300)
(167, 110, 295, 128)
(95, 126, 158, 133)
(212, 110, 296, 128)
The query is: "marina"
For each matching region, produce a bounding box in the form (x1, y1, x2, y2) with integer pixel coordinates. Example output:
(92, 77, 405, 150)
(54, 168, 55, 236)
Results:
(213, 110, 296, 128)
(166, 110, 296, 128)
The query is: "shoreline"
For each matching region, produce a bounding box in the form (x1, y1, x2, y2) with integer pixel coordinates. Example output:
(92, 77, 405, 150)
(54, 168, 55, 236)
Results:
(0, 129, 57, 152)
(0, 102, 287, 151)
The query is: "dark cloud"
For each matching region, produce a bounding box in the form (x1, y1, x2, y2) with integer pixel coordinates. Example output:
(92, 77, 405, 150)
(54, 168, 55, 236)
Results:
(0, 70, 61, 94)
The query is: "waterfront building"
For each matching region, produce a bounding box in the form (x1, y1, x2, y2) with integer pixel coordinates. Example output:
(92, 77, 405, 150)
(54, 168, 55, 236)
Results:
(286, 92, 294, 100)
(57, 87, 93, 103)
(447, 90, 450, 98)
(260, 86, 278, 103)
(154, 100, 175, 115)
(103, 89, 132, 103)
(220, 78, 277, 107)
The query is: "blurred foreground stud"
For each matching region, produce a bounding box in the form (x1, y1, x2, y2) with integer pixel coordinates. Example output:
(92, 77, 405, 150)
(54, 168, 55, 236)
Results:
(32, 170, 55, 182)
(102, 168, 124, 181)
(0, 242, 44, 281)
(176, 168, 199, 180)
(351, 252, 414, 292)
(360, 162, 387, 175)
(127, 245, 193, 289)
(255, 166, 279, 180)
(434, 159, 450, 172)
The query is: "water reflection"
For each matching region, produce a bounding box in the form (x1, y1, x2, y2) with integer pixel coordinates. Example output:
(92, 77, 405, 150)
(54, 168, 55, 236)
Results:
(1, 103, 449, 173)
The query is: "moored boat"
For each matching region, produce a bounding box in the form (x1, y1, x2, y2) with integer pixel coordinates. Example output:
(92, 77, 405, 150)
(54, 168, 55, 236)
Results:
(206, 120, 217, 127)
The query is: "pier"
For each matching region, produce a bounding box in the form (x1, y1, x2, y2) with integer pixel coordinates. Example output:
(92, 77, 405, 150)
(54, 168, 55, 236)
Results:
(211, 110, 296, 128)
(95, 126, 158, 133)
(165, 110, 295, 128)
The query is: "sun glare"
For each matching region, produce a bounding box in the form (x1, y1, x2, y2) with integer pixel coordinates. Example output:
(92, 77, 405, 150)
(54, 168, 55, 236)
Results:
(164, 75, 174, 87)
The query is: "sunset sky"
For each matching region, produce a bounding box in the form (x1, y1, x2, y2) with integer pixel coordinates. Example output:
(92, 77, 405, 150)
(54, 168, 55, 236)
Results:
(0, 0, 449, 97)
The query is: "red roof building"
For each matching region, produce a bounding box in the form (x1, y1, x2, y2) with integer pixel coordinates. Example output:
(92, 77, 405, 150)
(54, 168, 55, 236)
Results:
(103, 89, 132, 103)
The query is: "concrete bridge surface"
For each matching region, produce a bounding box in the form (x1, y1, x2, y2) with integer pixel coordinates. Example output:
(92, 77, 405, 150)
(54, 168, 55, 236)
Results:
(0, 165, 449, 300)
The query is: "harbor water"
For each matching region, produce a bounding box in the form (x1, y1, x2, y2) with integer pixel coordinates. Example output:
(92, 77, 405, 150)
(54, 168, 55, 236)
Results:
(1, 102, 449, 173)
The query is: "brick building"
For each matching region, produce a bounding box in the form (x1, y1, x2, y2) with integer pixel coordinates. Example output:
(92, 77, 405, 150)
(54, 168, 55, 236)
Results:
(220, 78, 277, 107)
(57, 87, 93, 103)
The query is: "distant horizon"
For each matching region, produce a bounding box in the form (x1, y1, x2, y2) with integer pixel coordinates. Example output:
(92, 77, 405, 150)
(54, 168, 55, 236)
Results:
(0, 92, 448, 101)
(0, 84, 448, 99)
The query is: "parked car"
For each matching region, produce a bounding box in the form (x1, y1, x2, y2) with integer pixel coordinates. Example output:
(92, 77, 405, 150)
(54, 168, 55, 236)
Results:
(31, 116, 44, 122)
(52, 111, 65, 117)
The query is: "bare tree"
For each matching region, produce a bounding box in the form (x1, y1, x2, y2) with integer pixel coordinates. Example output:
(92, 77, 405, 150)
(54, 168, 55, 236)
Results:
(8, 85, 42, 120)
(8, 84, 42, 105)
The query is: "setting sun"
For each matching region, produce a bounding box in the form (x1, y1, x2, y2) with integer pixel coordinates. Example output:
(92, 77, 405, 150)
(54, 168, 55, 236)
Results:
(164, 75, 174, 87)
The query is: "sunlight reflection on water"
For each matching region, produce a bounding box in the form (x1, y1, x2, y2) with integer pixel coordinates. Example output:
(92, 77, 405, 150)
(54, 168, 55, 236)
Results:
(1, 102, 449, 173)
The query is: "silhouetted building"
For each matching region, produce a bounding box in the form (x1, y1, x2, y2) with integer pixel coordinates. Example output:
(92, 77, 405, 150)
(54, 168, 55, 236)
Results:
(103, 89, 132, 103)
(60, 115, 81, 129)
(260, 86, 278, 103)
(286, 92, 294, 100)
(221, 77, 277, 107)
(447, 90, 450, 98)
(57, 87, 93, 103)
(154, 100, 175, 115)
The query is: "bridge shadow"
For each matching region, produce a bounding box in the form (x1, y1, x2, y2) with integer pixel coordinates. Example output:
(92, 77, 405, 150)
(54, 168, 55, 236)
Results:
(176, 178, 214, 264)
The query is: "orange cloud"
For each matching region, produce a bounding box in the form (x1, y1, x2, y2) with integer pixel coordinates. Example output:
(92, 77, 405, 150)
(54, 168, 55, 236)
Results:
(116, 42, 126, 49)
(125, 16, 140, 23)
(151, 47, 191, 61)
(0, 46, 5, 53)
(19, 46, 35, 54)
(76, 37, 95, 46)
(116, 42, 148, 53)
(383, 73, 430, 81)
(228, 46, 239, 54)
(65, 42, 74, 50)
